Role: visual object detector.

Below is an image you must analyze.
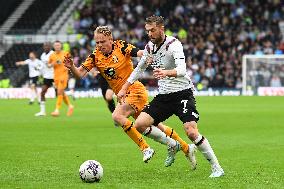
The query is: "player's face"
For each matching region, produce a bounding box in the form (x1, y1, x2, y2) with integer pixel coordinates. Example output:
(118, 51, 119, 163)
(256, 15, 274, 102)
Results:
(53, 42, 62, 52)
(29, 52, 36, 60)
(43, 43, 51, 53)
(145, 23, 164, 44)
(94, 33, 113, 54)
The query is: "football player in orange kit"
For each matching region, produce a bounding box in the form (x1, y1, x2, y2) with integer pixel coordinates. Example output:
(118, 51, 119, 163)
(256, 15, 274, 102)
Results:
(64, 26, 196, 167)
(48, 41, 74, 117)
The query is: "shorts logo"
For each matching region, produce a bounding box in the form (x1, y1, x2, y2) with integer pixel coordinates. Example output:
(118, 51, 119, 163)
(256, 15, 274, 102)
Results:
(192, 112, 199, 119)
(181, 100, 188, 113)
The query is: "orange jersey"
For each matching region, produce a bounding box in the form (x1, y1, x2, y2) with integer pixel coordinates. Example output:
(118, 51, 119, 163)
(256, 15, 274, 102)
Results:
(82, 40, 140, 94)
(49, 51, 69, 79)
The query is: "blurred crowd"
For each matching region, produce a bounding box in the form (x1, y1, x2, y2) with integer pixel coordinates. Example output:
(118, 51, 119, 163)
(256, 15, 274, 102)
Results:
(68, 0, 284, 89)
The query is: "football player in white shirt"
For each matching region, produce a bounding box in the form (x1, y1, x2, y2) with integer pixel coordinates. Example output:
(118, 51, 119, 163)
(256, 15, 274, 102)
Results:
(35, 42, 54, 116)
(16, 51, 42, 104)
(118, 15, 224, 177)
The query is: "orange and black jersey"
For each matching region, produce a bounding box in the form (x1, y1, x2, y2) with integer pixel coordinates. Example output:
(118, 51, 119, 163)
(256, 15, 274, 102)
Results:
(81, 40, 140, 94)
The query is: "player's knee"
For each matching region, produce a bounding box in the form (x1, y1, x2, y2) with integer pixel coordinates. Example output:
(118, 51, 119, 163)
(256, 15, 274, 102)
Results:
(184, 121, 199, 141)
(41, 88, 47, 96)
(112, 111, 122, 124)
(105, 89, 113, 101)
(134, 119, 146, 133)
(105, 93, 113, 101)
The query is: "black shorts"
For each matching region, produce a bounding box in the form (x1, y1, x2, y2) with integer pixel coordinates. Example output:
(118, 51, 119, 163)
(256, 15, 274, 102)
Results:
(43, 78, 54, 87)
(98, 75, 111, 99)
(29, 76, 39, 85)
(143, 89, 199, 126)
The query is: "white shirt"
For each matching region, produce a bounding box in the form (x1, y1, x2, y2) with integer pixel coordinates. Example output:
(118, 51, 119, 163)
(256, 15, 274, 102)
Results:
(24, 58, 42, 78)
(127, 35, 194, 94)
(40, 50, 54, 79)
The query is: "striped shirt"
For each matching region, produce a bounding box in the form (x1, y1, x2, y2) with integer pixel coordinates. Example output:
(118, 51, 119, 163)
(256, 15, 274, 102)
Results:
(127, 35, 194, 94)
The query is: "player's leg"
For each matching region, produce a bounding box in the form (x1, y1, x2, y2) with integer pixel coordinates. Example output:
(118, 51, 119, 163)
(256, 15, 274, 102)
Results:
(184, 121, 224, 177)
(99, 76, 117, 126)
(35, 84, 48, 116)
(63, 79, 74, 116)
(127, 83, 180, 166)
(51, 87, 63, 116)
(157, 123, 190, 155)
(68, 77, 76, 100)
(51, 79, 64, 116)
(105, 89, 115, 113)
(35, 78, 53, 116)
(112, 103, 153, 162)
(29, 77, 37, 104)
(156, 122, 197, 169)
(99, 76, 116, 113)
(105, 88, 118, 127)
(135, 112, 180, 167)
(176, 89, 224, 177)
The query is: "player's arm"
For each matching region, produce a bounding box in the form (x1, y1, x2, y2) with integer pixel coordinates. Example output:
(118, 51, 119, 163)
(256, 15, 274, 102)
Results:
(153, 41, 186, 79)
(64, 57, 87, 79)
(117, 49, 149, 103)
(36, 60, 44, 71)
(15, 61, 26, 66)
(123, 41, 143, 58)
(64, 54, 94, 79)
(47, 56, 55, 68)
(90, 68, 99, 77)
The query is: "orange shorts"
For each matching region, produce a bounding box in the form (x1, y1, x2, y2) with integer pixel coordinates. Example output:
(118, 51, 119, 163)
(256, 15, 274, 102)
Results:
(125, 81, 148, 119)
(54, 78, 68, 90)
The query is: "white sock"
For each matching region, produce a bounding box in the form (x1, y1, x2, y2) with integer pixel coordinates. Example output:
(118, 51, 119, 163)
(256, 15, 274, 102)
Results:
(40, 101, 45, 113)
(37, 93, 40, 102)
(30, 90, 36, 102)
(194, 134, 219, 166)
(143, 126, 176, 147)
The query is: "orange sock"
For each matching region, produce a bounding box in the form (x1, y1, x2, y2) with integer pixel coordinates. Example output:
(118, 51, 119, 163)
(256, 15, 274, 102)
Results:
(56, 95, 63, 110)
(63, 94, 71, 106)
(164, 125, 189, 154)
(122, 119, 149, 151)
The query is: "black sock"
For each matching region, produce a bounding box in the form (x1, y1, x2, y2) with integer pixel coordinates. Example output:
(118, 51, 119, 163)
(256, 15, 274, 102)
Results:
(107, 99, 115, 113)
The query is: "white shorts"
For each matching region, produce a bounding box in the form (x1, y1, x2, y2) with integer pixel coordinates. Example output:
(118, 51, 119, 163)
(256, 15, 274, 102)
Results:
(68, 78, 76, 89)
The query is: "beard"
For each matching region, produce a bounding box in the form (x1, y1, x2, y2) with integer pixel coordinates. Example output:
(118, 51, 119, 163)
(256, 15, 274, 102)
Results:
(150, 33, 163, 45)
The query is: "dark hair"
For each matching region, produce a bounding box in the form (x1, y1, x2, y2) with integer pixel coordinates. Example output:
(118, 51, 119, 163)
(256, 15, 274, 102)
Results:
(43, 42, 52, 46)
(145, 15, 164, 26)
(54, 40, 61, 44)
(29, 51, 37, 57)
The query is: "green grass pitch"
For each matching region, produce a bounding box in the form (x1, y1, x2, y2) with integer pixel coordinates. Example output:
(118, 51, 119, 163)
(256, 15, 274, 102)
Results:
(0, 96, 283, 188)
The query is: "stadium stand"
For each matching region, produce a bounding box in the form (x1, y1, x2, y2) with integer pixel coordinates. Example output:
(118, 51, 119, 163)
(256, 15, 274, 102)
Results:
(8, 0, 64, 34)
(0, 0, 23, 26)
(72, 0, 284, 89)
(0, 0, 283, 89)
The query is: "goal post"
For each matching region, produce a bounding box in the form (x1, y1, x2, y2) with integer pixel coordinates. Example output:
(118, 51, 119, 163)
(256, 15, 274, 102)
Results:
(242, 54, 284, 96)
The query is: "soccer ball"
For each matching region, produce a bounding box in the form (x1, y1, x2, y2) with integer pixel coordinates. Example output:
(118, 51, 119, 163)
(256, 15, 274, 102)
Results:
(79, 160, 103, 183)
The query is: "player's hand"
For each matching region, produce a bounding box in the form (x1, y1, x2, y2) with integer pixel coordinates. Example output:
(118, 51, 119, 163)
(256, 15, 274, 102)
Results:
(117, 89, 127, 104)
(153, 68, 167, 79)
(63, 55, 73, 69)
(146, 55, 153, 66)
(92, 70, 99, 77)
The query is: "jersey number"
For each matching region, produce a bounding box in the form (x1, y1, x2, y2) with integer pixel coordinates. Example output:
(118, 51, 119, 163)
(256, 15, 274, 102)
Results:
(181, 100, 188, 113)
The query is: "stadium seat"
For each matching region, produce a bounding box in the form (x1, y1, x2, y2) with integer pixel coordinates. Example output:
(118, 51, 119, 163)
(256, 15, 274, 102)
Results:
(8, 0, 64, 34)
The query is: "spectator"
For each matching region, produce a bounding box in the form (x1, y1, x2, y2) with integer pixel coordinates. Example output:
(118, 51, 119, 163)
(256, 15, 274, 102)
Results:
(69, 0, 283, 89)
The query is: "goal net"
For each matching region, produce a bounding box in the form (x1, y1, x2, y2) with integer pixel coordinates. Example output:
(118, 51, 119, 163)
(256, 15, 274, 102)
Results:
(242, 55, 284, 96)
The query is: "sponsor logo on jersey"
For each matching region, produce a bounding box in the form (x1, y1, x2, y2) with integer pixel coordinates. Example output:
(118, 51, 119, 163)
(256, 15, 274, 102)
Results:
(112, 55, 119, 63)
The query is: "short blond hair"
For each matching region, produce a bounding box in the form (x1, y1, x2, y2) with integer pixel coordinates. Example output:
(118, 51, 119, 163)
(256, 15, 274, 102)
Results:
(94, 26, 112, 37)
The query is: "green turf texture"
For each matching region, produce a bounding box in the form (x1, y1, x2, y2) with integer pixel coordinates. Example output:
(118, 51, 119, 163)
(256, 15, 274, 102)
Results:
(0, 96, 283, 189)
